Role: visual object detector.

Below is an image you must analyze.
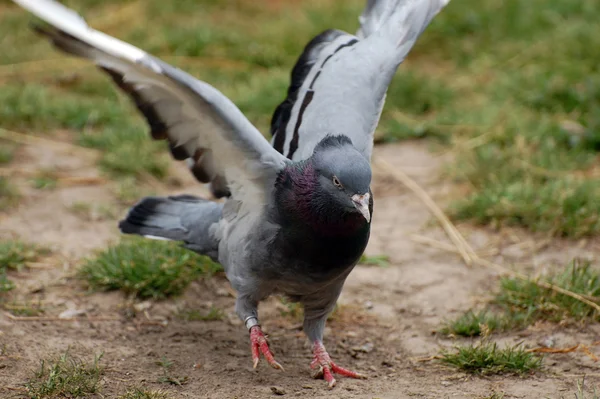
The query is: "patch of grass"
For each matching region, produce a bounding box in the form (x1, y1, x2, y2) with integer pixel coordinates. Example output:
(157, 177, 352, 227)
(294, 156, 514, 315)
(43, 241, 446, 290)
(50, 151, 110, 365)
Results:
(427, 0, 600, 238)
(440, 310, 505, 337)
(31, 169, 58, 190)
(0, 141, 17, 164)
(79, 237, 222, 299)
(25, 350, 104, 399)
(68, 201, 117, 221)
(0, 240, 50, 271)
(0, 241, 50, 293)
(79, 127, 169, 180)
(440, 341, 541, 375)
(480, 394, 505, 399)
(3, 300, 45, 316)
(0, 83, 126, 132)
(113, 177, 151, 205)
(359, 254, 390, 267)
(119, 387, 172, 399)
(156, 356, 188, 386)
(573, 377, 600, 399)
(496, 259, 600, 325)
(0, 176, 20, 211)
(177, 307, 224, 322)
(442, 259, 600, 336)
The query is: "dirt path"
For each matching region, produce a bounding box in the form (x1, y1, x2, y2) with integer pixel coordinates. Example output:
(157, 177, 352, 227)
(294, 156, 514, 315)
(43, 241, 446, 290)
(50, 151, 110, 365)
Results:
(1, 140, 598, 398)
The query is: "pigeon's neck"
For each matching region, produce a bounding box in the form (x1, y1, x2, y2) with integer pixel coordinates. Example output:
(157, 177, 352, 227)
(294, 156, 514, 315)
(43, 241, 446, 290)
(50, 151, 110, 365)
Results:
(275, 161, 368, 236)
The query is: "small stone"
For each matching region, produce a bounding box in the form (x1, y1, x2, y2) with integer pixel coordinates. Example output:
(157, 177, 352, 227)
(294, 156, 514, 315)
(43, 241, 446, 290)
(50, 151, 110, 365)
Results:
(364, 300, 374, 310)
(351, 342, 374, 354)
(270, 386, 286, 395)
(133, 301, 152, 312)
(58, 308, 87, 319)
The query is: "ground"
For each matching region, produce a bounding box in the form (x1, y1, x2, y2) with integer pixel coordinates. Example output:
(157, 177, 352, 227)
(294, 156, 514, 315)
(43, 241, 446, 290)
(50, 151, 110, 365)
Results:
(1, 139, 599, 399)
(2, 0, 600, 398)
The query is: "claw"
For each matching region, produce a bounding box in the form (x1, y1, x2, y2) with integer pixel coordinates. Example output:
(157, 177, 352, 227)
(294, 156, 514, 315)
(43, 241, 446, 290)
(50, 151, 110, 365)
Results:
(249, 325, 285, 371)
(311, 341, 365, 388)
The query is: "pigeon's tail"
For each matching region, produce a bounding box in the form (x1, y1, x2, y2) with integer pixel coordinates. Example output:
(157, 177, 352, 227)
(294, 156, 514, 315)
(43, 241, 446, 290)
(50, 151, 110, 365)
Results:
(119, 195, 223, 262)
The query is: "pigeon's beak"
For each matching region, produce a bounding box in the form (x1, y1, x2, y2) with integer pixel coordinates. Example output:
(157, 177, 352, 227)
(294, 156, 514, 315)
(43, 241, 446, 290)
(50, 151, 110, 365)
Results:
(352, 193, 371, 223)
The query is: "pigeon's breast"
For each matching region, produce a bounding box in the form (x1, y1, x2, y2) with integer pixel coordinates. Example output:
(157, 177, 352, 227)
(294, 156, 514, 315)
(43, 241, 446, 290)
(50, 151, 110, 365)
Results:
(272, 220, 371, 284)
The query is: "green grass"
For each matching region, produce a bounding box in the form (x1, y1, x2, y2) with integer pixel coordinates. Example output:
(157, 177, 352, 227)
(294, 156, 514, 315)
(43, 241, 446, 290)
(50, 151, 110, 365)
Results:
(31, 169, 58, 190)
(440, 310, 505, 338)
(156, 356, 188, 386)
(481, 394, 504, 399)
(0, 140, 17, 164)
(0, 176, 20, 212)
(441, 259, 600, 337)
(79, 237, 222, 299)
(496, 259, 600, 325)
(119, 387, 173, 399)
(573, 378, 600, 399)
(4, 300, 45, 316)
(25, 351, 104, 399)
(439, 341, 542, 375)
(177, 307, 224, 322)
(68, 201, 117, 222)
(359, 254, 390, 267)
(0, 240, 50, 293)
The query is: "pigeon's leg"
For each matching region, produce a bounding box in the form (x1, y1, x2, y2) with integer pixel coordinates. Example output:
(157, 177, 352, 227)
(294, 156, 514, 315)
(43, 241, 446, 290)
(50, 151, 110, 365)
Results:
(235, 294, 284, 371)
(303, 286, 366, 388)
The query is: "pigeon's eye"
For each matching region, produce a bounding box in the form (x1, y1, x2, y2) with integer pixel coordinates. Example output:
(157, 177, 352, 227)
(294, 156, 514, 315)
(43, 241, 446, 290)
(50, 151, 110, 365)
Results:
(332, 176, 343, 188)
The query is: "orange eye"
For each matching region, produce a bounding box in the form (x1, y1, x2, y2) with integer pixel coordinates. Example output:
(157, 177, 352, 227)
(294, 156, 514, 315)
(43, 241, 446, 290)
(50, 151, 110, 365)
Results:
(332, 176, 342, 188)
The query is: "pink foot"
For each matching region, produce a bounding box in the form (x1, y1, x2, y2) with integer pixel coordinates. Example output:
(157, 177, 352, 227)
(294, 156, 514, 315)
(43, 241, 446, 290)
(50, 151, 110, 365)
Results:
(311, 341, 367, 388)
(249, 325, 284, 371)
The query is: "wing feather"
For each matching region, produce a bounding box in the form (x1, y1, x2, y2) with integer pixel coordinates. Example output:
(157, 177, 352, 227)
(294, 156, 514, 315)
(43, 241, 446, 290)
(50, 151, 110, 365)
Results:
(274, 0, 450, 162)
(13, 0, 287, 206)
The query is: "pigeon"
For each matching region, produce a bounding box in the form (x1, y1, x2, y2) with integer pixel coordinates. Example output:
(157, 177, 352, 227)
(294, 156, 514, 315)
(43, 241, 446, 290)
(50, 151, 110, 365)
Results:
(12, 0, 450, 388)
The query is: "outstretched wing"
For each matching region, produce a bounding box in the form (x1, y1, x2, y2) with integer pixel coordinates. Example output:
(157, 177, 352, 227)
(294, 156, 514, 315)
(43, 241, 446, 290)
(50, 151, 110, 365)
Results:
(13, 0, 287, 205)
(270, 0, 450, 162)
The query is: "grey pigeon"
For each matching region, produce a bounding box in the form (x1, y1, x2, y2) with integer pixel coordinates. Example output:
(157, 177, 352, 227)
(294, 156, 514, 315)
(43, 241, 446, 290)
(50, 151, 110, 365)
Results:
(13, 0, 450, 388)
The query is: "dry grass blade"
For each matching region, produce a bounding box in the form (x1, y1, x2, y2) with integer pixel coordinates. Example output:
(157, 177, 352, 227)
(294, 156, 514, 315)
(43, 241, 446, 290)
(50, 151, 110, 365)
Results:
(580, 345, 600, 362)
(526, 345, 579, 354)
(375, 158, 600, 316)
(373, 158, 474, 266)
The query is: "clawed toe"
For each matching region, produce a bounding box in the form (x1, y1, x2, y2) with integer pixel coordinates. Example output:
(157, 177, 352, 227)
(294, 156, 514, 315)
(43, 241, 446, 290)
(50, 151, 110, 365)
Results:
(249, 325, 285, 371)
(311, 341, 366, 388)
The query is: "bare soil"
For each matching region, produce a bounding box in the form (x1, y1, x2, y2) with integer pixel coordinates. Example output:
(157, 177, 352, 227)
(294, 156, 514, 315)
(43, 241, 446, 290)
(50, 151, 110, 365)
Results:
(1, 139, 599, 398)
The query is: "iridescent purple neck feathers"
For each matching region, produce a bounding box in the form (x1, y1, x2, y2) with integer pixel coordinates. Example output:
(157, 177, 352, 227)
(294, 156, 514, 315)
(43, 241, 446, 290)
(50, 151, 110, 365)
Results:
(275, 161, 369, 236)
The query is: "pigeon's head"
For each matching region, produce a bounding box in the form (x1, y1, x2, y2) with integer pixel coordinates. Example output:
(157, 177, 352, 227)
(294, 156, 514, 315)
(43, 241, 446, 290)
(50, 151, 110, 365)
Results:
(276, 135, 372, 231)
(311, 136, 372, 223)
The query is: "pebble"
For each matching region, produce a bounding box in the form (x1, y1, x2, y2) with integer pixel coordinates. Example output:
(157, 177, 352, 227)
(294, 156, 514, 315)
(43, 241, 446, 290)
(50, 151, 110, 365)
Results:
(271, 386, 286, 395)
